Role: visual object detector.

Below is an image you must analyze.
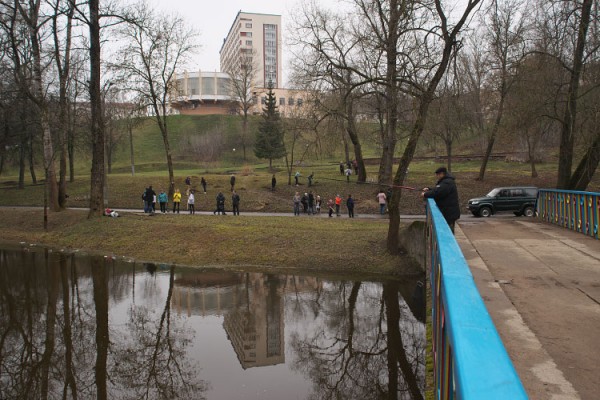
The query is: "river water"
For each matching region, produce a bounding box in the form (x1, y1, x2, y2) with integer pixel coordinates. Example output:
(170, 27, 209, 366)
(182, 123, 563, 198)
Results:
(0, 246, 425, 400)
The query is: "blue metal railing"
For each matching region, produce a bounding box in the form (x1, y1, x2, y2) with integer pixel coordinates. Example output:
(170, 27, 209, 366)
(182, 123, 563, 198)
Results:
(537, 189, 600, 239)
(426, 199, 527, 400)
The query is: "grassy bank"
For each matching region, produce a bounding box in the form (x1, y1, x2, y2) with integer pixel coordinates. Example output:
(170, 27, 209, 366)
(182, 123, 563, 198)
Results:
(2, 160, 591, 215)
(0, 208, 422, 277)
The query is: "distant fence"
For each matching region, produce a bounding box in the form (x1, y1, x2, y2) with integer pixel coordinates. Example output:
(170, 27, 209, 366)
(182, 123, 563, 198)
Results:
(537, 189, 600, 240)
(426, 199, 527, 399)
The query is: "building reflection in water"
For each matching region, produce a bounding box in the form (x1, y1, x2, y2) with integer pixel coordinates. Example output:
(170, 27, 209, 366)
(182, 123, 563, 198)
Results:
(0, 247, 425, 400)
(172, 272, 321, 369)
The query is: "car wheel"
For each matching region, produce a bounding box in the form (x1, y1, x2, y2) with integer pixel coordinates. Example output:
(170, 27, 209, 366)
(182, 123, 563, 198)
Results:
(523, 206, 535, 217)
(479, 206, 492, 217)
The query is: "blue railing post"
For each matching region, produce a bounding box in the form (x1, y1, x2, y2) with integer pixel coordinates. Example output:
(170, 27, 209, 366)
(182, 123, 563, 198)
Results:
(426, 199, 528, 400)
(537, 189, 600, 239)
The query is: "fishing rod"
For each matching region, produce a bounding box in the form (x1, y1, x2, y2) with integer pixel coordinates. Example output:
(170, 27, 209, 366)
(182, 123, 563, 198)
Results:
(312, 176, 421, 191)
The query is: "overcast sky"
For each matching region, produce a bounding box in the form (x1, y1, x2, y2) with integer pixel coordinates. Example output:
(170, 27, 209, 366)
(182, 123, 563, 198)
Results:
(151, 0, 313, 84)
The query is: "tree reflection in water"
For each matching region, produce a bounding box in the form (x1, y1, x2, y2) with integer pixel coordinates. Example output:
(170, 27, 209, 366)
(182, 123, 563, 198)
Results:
(1, 247, 424, 399)
(289, 280, 425, 400)
(0, 249, 207, 400)
(110, 265, 209, 399)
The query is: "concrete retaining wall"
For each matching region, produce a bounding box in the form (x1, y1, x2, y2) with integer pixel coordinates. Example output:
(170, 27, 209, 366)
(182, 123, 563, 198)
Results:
(399, 221, 427, 271)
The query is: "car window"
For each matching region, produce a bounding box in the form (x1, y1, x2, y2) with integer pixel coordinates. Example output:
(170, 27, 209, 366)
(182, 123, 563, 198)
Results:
(499, 189, 510, 197)
(511, 189, 524, 197)
(487, 188, 501, 197)
(524, 188, 538, 197)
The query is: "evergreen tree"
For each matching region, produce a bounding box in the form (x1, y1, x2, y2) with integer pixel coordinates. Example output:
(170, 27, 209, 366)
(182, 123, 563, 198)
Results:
(254, 82, 286, 169)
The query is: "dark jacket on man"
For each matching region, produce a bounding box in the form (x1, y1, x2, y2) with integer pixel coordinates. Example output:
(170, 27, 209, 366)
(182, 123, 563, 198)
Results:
(423, 174, 460, 222)
(145, 187, 156, 202)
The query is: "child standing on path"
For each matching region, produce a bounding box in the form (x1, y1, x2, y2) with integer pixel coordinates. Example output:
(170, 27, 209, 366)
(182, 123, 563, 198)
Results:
(327, 198, 334, 217)
(377, 190, 387, 215)
(158, 189, 168, 213)
(335, 194, 342, 216)
(173, 189, 181, 213)
(188, 191, 195, 214)
(315, 195, 322, 214)
(345, 167, 352, 183)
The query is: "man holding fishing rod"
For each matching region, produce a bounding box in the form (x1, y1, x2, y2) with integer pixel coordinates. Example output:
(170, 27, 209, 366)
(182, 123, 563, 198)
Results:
(421, 167, 460, 233)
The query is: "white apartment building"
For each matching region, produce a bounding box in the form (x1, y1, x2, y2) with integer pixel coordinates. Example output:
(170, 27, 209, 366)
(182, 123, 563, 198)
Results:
(220, 11, 282, 89)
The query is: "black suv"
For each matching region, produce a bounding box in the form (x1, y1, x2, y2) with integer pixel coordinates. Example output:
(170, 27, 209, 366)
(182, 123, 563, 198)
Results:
(467, 187, 538, 217)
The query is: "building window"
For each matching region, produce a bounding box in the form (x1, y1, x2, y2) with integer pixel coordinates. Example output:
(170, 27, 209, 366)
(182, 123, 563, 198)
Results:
(288, 98, 294, 106)
(261, 97, 266, 105)
(263, 24, 278, 87)
(279, 97, 285, 106)
(246, 40, 252, 46)
(297, 98, 303, 106)
(245, 22, 252, 28)
(240, 32, 252, 37)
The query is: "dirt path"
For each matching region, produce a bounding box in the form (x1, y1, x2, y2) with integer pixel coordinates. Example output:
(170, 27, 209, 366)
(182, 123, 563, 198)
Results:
(457, 217, 600, 400)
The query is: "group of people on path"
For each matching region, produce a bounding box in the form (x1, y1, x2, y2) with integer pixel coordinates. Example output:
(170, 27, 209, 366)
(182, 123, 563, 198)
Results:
(139, 165, 459, 231)
(143, 174, 243, 216)
(293, 192, 355, 218)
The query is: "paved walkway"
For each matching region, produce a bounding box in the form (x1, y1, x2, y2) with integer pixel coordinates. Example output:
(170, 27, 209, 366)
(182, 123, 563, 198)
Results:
(456, 216, 600, 400)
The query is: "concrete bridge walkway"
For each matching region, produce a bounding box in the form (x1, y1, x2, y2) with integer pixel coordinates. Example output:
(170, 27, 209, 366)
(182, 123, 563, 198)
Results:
(456, 217, 600, 400)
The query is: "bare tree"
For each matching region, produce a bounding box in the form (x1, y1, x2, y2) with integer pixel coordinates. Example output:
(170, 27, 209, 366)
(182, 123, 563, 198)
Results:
(2, 0, 61, 219)
(225, 49, 257, 161)
(477, 0, 528, 181)
(541, 0, 597, 188)
(50, 0, 75, 208)
(290, 3, 367, 182)
(427, 68, 466, 172)
(113, 2, 199, 198)
(387, 0, 483, 253)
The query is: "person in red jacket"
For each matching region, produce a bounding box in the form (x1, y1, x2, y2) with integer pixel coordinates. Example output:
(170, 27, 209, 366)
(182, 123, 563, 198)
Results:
(335, 194, 342, 217)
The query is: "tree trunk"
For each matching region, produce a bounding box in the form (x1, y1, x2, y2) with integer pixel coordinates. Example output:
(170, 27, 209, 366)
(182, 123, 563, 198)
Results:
(477, 79, 507, 181)
(129, 125, 135, 176)
(445, 137, 452, 173)
(557, 0, 593, 188)
(106, 126, 113, 174)
(18, 115, 26, 189)
(387, 119, 427, 253)
(28, 129, 37, 184)
(159, 118, 175, 198)
(345, 99, 367, 182)
(58, 95, 68, 208)
(527, 136, 538, 178)
(68, 102, 75, 182)
(342, 129, 350, 165)
(41, 115, 60, 211)
(88, 0, 105, 217)
(242, 112, 248, 161)
(569, 133, 600, 190)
